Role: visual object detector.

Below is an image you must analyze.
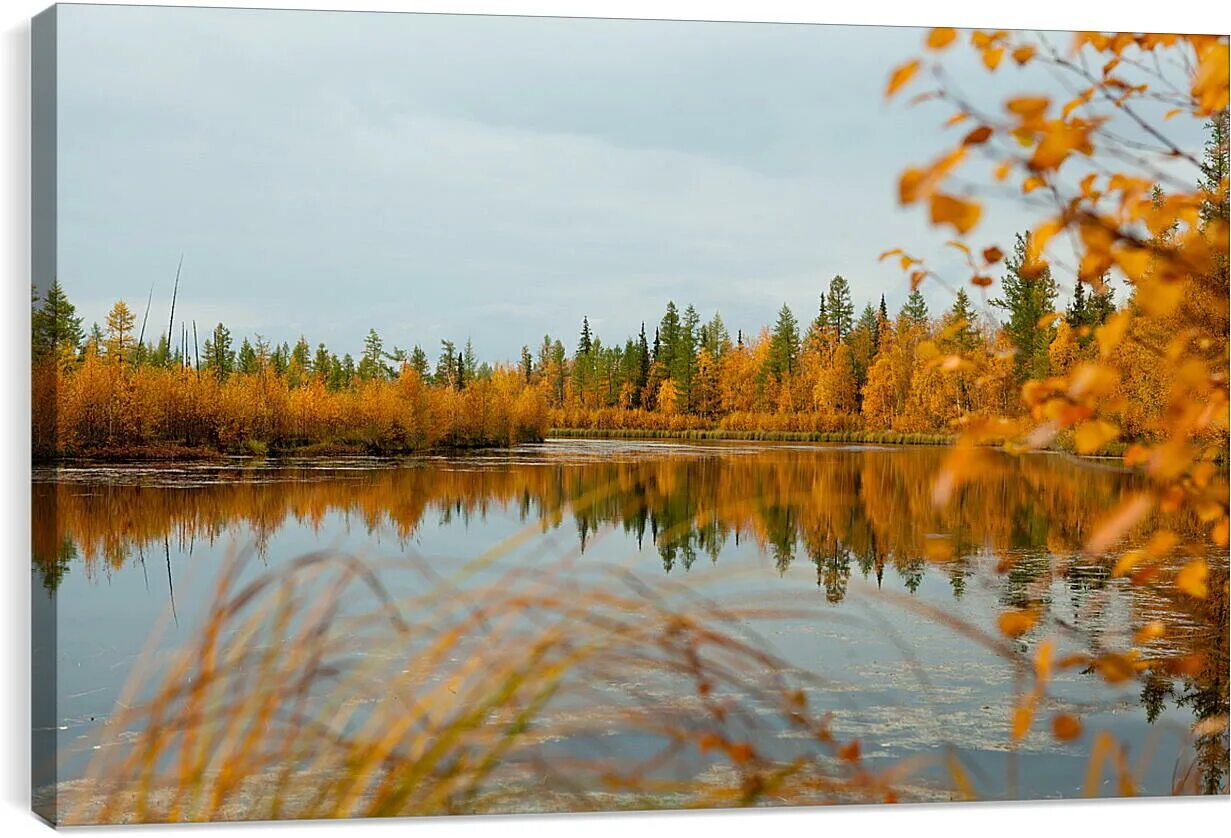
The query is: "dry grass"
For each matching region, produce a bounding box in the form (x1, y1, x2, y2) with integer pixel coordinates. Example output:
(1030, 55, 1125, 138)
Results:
(63, 544, 933, 825)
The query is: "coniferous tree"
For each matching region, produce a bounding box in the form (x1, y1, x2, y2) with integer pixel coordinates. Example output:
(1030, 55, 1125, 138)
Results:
(993, 232, 1059, 383)
(657, 303, 681, 377)
(519, 345, 534, 383)
(313, 343, 331, 382)
(767, 303, 800, 380)
(104, 301, 137, 361)
(946, 289, 979, 351)
(436, 339, 458, 389)
(359, 329, 386, 381)
(636, 323, 650, 404)
(204, 323, 235, 380)
(826, 275, 855, 340)
(462, 339, 478, 381)
(900, 289, 930, 327)
(577, 317, 593, 356)
(675, 304, 701, 410)
(702, 312, 731, 358)
(409, 345, 430, 380)
(237, 338, 257, 374)
(32, 279, 84, 361)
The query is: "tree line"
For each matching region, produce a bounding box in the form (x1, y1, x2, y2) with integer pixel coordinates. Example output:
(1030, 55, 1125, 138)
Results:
(32, 113, 1223, 457)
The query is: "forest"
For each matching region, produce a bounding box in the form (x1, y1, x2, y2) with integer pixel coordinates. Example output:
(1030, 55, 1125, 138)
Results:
(30, 143, 1221, 461)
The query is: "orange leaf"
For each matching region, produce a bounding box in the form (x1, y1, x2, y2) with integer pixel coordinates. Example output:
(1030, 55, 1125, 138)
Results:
(1073, 420, 1119, 454)
(1006, 95, 1050, 120)
(1176, 560, 1209, 599)
(998, 608, 1038, 637)
(1133, 621, 1166, 644)
(982, 246, 1004, 263)
(930, 193, 982, 234)
(982, 46, 1004, 70)
(1022, 176, 1046, 193)
(963, 125, 993, 145)
(1086, 493, 1152, 555)
(926, 27, 958, 49)
(1052, 714, 1083, 742)
(887, 59, 921, 98)
(1095, 310, 1131, 358)
(971, 274, 993, 287)
(1029, 120, 1094, 171)
(1012, 44, 1036, 65)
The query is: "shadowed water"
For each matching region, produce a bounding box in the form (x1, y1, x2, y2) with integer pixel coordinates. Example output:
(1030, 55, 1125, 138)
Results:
(32, 439, 1228, 802)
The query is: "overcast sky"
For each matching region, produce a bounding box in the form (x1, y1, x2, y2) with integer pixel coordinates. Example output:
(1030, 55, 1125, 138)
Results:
(54, 4, 1204, 362)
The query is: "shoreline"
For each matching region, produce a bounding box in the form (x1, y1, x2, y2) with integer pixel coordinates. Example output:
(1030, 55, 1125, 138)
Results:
(32, 429, 1194, 465)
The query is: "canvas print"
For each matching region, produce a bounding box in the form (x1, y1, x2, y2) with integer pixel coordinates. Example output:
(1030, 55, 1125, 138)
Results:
(30, 2, 1229, 825)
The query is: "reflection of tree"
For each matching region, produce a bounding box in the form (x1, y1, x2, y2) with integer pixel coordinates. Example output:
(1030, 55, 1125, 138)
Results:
(32, 448, 1181, 600)
(32, 537, 75, 593)
(1132, 578, 1228, 794)
(33, 446, 1224, 786)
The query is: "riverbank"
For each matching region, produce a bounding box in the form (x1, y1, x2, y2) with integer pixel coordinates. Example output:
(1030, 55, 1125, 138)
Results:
(548, 427, 956, 446)
(33, 436, 537, 464)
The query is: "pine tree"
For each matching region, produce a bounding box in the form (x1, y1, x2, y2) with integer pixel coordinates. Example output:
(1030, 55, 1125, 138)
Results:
(237, 338, 257, 374)
(436, 339, 458, 389)
(577, 317, 593, 356)
(359, 329, 386, 381)
(993, 232, 1059, 383)
(636, 323, 650, 405)
(900, 289, 929, 326)
(945, 289, 979, 351)
(462, 339, 478, 381)
(826, 275, 855, 340)
(702, 311, 731, 357)
(520, 345, 534, 383)
(409, 345, 430, 380)
(313, 343, 330, 382)
(205, 323, 235, 380)
(767, 303, 800, 380)
(658, 303, 681, 372)
(32, 279, 84, 361)
(675, 304, 700, 410)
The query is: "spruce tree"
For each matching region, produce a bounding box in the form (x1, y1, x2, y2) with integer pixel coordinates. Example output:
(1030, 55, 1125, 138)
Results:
(636, 324, 650, 394)
(410, 345, 430, 380)
(826, 275, 855, 340)
(577, 317, 593, 355)
(900, 289, 929, 326)
(32, 279, 84, 361)
(767, 303, 800, 380)
(993, 232, 1059, 383)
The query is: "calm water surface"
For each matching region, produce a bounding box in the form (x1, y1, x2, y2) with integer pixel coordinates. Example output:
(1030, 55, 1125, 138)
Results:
(32, 440, 1228, 801)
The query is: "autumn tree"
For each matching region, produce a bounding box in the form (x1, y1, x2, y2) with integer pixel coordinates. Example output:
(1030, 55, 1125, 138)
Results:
(888, 27, 1228, 773)
(104, 301, 137, 362)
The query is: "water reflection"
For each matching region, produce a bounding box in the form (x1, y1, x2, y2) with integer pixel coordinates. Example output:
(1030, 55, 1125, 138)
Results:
(31, 441, 1228, 793)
